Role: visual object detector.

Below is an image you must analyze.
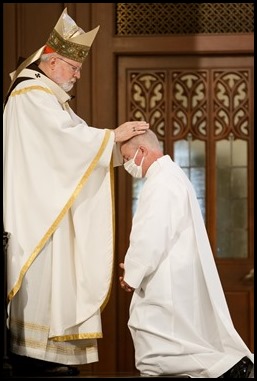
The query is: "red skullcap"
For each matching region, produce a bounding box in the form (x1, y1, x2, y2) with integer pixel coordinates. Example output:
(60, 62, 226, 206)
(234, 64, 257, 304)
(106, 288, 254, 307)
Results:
(43, 45, 56, 54)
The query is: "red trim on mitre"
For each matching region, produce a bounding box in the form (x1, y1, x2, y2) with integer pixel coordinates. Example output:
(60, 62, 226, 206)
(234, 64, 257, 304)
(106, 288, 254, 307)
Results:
(43, 45, 56, 54)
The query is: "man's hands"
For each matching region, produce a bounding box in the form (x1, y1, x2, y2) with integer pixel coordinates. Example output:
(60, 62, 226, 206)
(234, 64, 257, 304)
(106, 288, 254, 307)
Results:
(119, 263, 134, 292)
(114, 121, 149, 143)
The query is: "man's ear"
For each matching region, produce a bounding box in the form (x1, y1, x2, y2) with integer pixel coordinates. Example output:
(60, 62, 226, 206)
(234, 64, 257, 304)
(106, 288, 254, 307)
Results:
(139, 145, 148, 156)
(49, 56, 57, 70)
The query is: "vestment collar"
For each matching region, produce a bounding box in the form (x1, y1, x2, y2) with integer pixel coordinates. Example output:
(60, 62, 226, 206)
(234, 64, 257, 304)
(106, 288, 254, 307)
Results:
(16, 67, 71, 105)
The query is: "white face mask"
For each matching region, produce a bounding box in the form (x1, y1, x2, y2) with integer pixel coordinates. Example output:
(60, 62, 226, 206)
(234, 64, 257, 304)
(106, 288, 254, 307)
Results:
(124, 149, 144, 178)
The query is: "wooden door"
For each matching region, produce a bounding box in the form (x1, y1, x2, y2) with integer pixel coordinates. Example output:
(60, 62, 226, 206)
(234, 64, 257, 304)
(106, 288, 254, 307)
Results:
(115, 54, 254, 371)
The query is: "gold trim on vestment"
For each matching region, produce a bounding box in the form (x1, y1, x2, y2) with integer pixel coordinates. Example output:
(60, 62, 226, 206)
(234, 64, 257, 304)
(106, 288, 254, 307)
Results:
(8, 129, 112, 302)
(51, 332, 103, 342)
(11, 335, 98, 354)
(11, 86, 54, 97)
(11, 320, 99, 351)
(11, 318, 103, 344)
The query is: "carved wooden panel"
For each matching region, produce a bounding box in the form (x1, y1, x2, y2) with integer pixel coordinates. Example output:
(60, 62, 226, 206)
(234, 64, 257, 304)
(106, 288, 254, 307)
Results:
(116, 3, 254, 35)
(127, 67, 251, 145)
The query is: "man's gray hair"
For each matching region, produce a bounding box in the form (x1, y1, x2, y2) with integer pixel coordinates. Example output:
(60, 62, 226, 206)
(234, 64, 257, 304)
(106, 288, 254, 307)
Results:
(40, 53, 58, 62)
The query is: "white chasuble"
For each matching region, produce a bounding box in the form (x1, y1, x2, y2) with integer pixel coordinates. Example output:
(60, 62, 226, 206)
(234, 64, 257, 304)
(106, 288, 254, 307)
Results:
(3, 69, 116, 364)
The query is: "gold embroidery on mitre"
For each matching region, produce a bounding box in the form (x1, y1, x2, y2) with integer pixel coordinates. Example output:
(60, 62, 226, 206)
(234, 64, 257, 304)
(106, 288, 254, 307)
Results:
(45, 8, 100, 63)
(46, 29, 90, 63)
